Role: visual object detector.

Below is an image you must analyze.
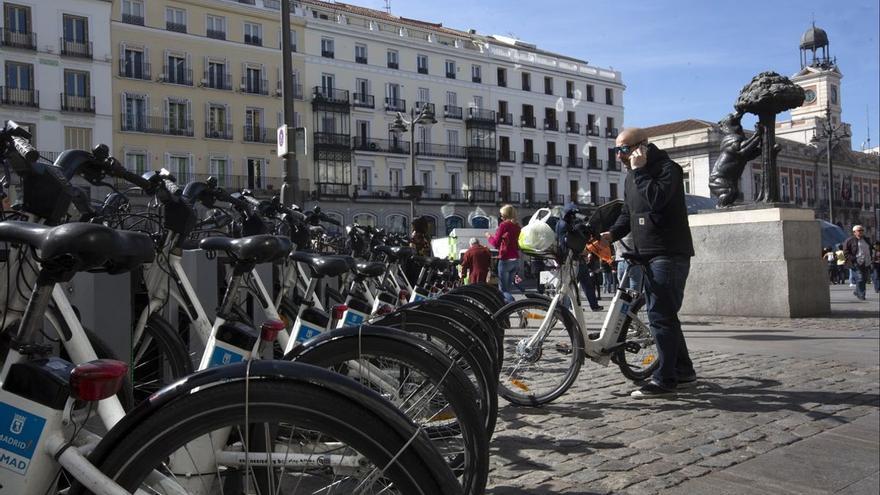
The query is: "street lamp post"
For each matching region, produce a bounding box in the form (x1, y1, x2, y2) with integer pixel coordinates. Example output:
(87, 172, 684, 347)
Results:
(812, 102, 850, 225)
(391, 107, 436, 224)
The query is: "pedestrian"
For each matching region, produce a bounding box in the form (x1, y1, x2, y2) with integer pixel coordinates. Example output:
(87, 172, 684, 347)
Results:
(601, 127, 697, 398)
(843, 225, 873, 301)
(835, 244, 847, 284)
(823, 247, 837, 284)
(615, 233, 644, 290)
(487, 204, 521, 303)
(602, 261, 615, 293)
(406, 216, 433, 286)
(555, 203, 603, 311)
(460, 237, 491, 284)
(872, 241, 880, 294)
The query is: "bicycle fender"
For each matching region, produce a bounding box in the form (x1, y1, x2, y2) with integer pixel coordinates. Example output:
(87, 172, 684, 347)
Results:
(524, 293, 553, 302)
(283, 324, 445, 363)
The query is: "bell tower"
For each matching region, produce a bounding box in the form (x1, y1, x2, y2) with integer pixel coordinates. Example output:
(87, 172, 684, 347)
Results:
(790, 23, 842, 124)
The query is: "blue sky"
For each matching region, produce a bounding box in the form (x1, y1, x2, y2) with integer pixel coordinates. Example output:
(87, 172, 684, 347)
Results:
(364, 0, 880, 151)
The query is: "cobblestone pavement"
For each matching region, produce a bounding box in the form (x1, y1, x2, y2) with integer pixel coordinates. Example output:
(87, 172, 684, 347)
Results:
(485, 350, 879, 494)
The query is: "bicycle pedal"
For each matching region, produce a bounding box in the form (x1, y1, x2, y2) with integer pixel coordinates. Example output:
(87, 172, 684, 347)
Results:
(555, 342, 573, 355)
(587, 332, 600, 340)
(624, 341, 642, 353)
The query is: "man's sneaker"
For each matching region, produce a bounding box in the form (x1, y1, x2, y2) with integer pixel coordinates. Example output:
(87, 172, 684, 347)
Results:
(590, 305, 604, 312)
(631, 380, 675, 398)
(677, 374, 698, 388)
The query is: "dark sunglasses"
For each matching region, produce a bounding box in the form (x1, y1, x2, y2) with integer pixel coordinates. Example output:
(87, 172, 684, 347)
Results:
(614, 141, 645, 155)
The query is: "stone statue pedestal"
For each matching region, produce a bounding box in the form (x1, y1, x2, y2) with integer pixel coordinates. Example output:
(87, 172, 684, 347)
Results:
(681, 206, 830, 317)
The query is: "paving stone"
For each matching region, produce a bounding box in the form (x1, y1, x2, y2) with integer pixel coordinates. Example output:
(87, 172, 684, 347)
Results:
(693, 442, 732, 458)
(637, 460, 681, 477)
(677, 464, 712, 478)
(792, 422, 825, 438)
(696, 449, 754, 468)
(599, 472, 650, 492)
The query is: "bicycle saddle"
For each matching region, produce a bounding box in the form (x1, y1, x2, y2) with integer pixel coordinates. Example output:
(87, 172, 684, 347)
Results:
(353, 261, 385, 278)
(376, 245, 414, 262)
(289, 251, 351, 278)
(200, 235, 292, 263)
(0, 221, 154, 275)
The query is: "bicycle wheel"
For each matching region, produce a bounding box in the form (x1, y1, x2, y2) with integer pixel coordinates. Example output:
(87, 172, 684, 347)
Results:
(613, 296, 659, 382)
(493, 298, 584, 406)
(287, 326, 488, 495)
(83, 375, 461, 495)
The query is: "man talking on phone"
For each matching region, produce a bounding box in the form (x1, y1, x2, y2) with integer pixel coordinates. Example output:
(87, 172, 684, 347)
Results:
(601, 128, 696, 398)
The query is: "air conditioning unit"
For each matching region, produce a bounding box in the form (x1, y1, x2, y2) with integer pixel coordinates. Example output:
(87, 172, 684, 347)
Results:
(275, 89, 283, 96)
(240, 83, 247, 90)
(200, 78, 208, 86)
(211, 131, 220, 138)
(157, 73, 167, 82)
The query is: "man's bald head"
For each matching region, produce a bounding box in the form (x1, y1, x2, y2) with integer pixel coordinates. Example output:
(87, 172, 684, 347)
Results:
(616, 127, 648, 147)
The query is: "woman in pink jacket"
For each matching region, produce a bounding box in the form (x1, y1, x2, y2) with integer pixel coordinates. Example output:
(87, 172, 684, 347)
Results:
(486, 204, 521, 303)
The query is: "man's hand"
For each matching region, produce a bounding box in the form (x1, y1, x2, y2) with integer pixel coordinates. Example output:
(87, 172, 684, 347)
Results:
(598, 231, 613, 250)
(629, 146, 647, 169)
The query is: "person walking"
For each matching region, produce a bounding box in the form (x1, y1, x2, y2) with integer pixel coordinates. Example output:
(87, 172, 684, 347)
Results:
(601, 127, 696, 398)
(843, 225, 873, 300)
(872, 241, 880, 294)
(824, 247, 837, 284)
(460, 237, 491, 284)
(555, 203, 603, 311)
(487, 204, 521, 303)
(835, 244, 847, 285)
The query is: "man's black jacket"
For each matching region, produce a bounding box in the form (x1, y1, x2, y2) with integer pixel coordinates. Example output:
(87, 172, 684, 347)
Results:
(608, 143, 694, 259)
(843, 235, 873, 267)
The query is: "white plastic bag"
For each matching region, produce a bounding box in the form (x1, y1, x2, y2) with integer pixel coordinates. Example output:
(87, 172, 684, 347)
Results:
(518, 208, 556, 252)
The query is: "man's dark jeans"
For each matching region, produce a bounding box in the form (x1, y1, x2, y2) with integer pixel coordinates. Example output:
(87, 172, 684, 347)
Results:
(643, 255, 694, 388)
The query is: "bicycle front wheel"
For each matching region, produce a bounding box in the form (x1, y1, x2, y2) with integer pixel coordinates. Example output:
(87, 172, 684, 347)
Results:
(493, 298, 584, 406)
(614, 296, 659, 382)
(85, 377, 460, 495)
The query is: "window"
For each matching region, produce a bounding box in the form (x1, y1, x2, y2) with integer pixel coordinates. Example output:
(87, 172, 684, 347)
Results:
(321, 38, 334, 58)
(63, 70, 90, 110)
(417, 54, 428, 74)
(4, 3, 31, 41)
(605, 87, 614, 105)
(121, 0, 144, 25)
(245, 66, 265, 94)
(566, 80, 574, 98)
(244, 22, 262, 46)
(446, 91, 457, 107)
(589, 182, 598, 203)
(501, 176, 511, 201)
(497, 67, 507, 87)
(206, 60, 227, 89)
(449, 173, 459, 195)
(165, 53, 189, 85)
(544, 76, 553, 95)
(586, 84, 594, 102)
(354, 79, 370, 106)
(806, 178, 814, 201)
(521, 72, 531, 91)
(353, 213, 377, 227)
(207, 104, 228, 137)
(607, 147, 616, 167)
(447, 129, 459, 148)
(165, 7, 186, 32)
(62, 14, 88, 43)
(167, 99, 190, 134)
(123, 93, 146, 131)
(209, 156, 230, 187)
(357, 166, 370, 190)
(794, 176, 802, 202)
(388, 214, 408, 234)
(355, 43, 367, 63)
(206, 15, 226, 39)
(167, 154, 190, 183)
(389, 169, 402, 192)
(525, 177, 535, 201)
(245, 107, 264, 137)
(387, 50, 398, 69)
(421, 171, 432, 194)
(125, 151, 147, 175)
(445, 60, 456, 79)
(471, 65, 481, 83)
(548, 179, 558, 201)
(780, 175, 790, 202)
(472, 95, 483, 110)
(122, 47, 147, 79)
(64, 127, 92, 150)
(5, 61, 33, 90)
(246, 158, 265, 190)
(610, 183, 618, 199)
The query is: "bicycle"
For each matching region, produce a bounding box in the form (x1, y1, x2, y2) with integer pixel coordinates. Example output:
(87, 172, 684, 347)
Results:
(492, 200, 657, 406)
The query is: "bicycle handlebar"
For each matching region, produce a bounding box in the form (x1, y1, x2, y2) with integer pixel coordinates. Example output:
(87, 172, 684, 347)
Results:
(12, 136, 38, 164)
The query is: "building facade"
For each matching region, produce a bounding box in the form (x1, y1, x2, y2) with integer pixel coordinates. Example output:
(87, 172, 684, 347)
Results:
(110, 0, 307, 194)
(1, 0, 112, 162)
(642, 26, 879, 238)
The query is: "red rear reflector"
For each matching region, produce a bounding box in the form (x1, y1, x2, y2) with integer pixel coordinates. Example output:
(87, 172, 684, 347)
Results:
(70, 359, 129, 402)
(261, 319, 285, 342)
(331, 304, 348, 320)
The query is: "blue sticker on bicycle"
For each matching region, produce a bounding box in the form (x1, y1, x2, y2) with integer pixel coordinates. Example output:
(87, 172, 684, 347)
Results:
(343, 311, 365, 326)
(296, 323, 322, 343)
(0, 403, 46, 475)
(619, 302, 630, 316)
(208, 348, 244, 368)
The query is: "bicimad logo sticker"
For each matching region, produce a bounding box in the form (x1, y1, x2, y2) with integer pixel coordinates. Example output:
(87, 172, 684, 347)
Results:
(10, 414, 25, 435)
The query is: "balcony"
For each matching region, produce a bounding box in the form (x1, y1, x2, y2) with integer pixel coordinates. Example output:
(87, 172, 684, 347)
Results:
(206, 29, 226, 40)
(0, 28, 36, 50)
(498, 150, 516, 162)
(352, 93, 374, 109)
(166, 21, 187, 33)
(497, 113, 513, 126)
(565, 122, 581, 134)
(243, 126, 276, 143)
(355, 56, 368, 64)
(523, 193, 564, 206)
(352, 185, 408, 200)
(244, 34, 262, 46)
(543, 119, 559, 131)
(416, 142, 467, 159)
(119, 58, 150, 80)
(60, 38, 92, 59)
(607, 161, 620, 171)
(586, 124, 600, 136)
(313, 132, 350, 149)
(446, 71, 456, 79)
(417, 67, 428, 74)
(443, 105, 462, 119)
(521, 116, 536, 129)
(606, 127, 619, 138)
(414, 101, 435, 114)
(321, 50, 334, 58)
(203, 72, 232, 90)
(264, 0, 281, 7)
(120, 114, 193, 137)
(467, 189, 497, 203)
(316, 182, 350, 198)
(521, 152, 539, 165)
(352, 137, 409, 154)
(466, 146, 497, 161)
(121, 14, 144, 26)
(545, 154, 562, 166)
(384, 97, 406, 112)
(242, 77, 269, 95)
(566, 156, 583, 169)
(0, 87, 39, 108)
(587, 158, 603, 170)
(387, 61, 399, 69)
(205, 123, 233, 140)
(472, 76, 482, 83)
(163, 66, 193, 86)
(467, 108, 496, 123)
(60, 94, 95, 113)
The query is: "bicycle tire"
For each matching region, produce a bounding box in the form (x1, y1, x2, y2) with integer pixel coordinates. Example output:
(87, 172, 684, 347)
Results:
(84, 378, 460, 495)
(493, 298, 585, 406)
(436, 294, 504, 373)
(375, 311, 499, 439)
(287, 326, 488, 495)
(613, 296, 659, 382)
